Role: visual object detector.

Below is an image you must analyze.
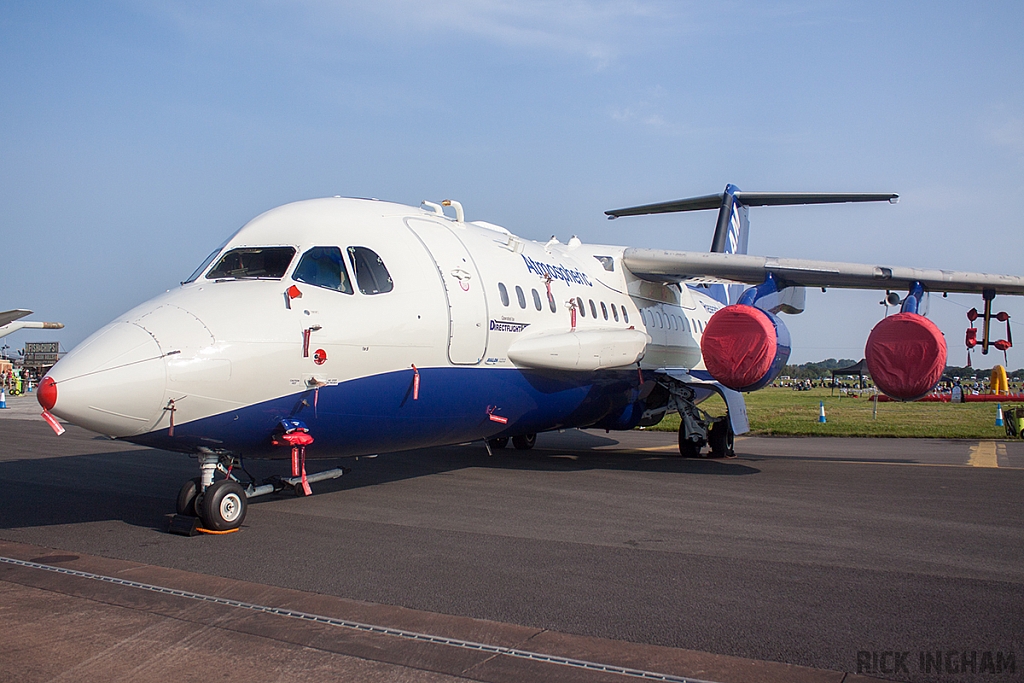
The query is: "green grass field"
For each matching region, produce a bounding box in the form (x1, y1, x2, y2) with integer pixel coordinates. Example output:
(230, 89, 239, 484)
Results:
(647, 387, 1019, 439)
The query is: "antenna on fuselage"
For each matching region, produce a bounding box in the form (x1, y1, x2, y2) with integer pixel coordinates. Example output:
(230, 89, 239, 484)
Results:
(441, 199, 465, 222)
(421, 200, 444, 216)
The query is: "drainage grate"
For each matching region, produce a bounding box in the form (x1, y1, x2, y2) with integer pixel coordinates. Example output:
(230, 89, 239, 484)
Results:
(1, 555, 715, 683)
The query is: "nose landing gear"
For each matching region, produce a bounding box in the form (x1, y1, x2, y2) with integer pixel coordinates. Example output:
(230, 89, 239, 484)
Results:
(169, 449, 349, 536)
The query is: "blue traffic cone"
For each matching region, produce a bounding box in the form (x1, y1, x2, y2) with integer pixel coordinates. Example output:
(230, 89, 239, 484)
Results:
(818, 401, 827, 423)
(0, 390, 6, 409)
(996, 403, 1004, 427)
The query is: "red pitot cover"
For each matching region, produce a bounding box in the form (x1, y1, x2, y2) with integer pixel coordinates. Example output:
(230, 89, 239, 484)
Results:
(702, 305, 776, 390)
(865, 313, 947, 400)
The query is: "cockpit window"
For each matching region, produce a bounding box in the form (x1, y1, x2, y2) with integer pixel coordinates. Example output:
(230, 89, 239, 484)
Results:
(347, 246, 393, 295)
(293, 247, 353, 294)
(182, 248, 222, 284)
(206, 247, 296, 280)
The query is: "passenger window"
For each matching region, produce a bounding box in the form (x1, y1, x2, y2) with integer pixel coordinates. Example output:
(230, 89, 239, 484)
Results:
(589, 300, 597, 318)
(533, 289, 543, 311)
(622, 307, 629, 324)
(601, 302, 608, 320)
(611, 303, 619, 322)
(499, 283, 509, 306)
(347, 247, 393, 295)
(656, 312, 663, 328)
(640, 309, 646, 325)
(207, 247, 296, 280)
(577, 297, 585, 317)
(293, 247, 353, 294)
(516, 285, 526, 309)
(548, 291, 557, 313)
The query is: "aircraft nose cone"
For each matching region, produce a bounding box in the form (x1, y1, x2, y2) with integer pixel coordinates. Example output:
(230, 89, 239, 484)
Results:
(37, 376, 57, 411)
(46, 321, 167, 437)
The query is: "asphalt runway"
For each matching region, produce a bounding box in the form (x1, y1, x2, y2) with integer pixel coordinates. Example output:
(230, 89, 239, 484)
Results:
(1, 394, 1022, 682)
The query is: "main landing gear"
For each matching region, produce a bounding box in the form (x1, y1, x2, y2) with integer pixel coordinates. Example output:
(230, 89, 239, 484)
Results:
(653, 382, 735, 459)
(678, 413, 734, 458)
(487, 433, 536, 451)
(170, 449, 349, 534)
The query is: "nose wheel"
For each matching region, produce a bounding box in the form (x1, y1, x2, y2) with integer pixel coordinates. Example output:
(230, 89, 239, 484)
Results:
(174, 474, 248, 531)
(200, 480, 248, 531)
(171, 451, 248, 533)
(175, 477, 202, 517)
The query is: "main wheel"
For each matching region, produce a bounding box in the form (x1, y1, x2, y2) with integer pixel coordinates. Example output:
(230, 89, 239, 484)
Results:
(708, 420, 735, 458)
(175, 477, 202, 516)
(488, 437, 509, 450)
(199, 480, 247, 531)
(678, 421, 706, 457)
(678, 434, 703, 458)
(511, 433, 536, 450)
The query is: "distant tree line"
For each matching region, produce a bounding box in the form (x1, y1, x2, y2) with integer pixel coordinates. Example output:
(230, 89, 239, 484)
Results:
(782, 359, 858, 380)
(781, 359, 1023, 382)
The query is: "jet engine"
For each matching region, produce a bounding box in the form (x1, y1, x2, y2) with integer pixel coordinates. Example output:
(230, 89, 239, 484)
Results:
(701, 304, 791, 392)
(865, 312, 946, 401)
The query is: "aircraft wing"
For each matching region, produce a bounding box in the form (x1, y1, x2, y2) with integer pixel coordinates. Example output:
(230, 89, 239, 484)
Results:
(621, 248, 1024, 296)
(0, 309, 32, 327)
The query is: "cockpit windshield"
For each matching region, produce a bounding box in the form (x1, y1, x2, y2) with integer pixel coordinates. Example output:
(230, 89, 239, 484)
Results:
(182, 248, 222, 285)
(206, 247, 296, 281)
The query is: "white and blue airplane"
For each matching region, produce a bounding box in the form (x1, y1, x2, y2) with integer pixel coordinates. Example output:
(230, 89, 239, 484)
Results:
(35, 186, 1024, 531)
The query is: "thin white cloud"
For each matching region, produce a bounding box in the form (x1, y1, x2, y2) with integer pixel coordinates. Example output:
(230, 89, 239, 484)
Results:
(608, 85, 722, 137)
(309, 0, 679, 64)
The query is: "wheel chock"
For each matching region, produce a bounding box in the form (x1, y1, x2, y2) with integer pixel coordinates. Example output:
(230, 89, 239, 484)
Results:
(168, 514, 200, 537)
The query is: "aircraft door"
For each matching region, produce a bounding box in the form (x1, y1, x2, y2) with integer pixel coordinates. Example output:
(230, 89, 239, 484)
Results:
(405, 218, 488, 364)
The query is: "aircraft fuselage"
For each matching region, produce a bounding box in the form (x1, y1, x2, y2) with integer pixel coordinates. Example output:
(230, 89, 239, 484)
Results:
(45, 198, 720, 458)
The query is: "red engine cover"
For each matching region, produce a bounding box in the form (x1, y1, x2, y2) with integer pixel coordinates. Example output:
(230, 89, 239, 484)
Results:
(865, 313, 947, 400)
(702, 304, 776, 391)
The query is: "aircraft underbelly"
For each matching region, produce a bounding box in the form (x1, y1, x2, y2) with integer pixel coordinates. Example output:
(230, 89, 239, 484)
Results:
(128, 367, 642, 458)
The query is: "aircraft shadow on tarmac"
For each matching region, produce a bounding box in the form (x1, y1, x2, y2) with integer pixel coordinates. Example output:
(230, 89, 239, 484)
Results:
(0, 430, 759, 532)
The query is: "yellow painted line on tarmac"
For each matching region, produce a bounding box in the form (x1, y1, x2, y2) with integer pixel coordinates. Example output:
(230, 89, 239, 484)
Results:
(740, 459, 1023, 470)
(968, 441, 999, 468)
(627, 436, 751, 453)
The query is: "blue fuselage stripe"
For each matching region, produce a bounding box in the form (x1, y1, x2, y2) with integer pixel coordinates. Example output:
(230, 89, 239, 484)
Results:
(129, 367, 644, 458)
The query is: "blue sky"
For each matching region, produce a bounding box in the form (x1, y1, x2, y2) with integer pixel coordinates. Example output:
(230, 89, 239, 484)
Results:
(2, 1, 1022, 365)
